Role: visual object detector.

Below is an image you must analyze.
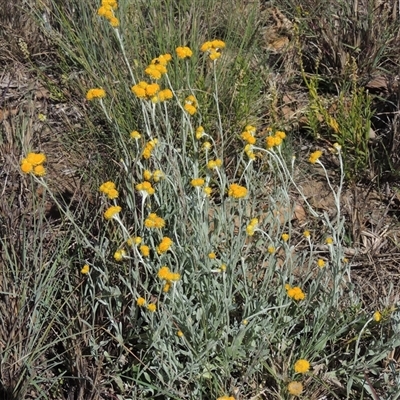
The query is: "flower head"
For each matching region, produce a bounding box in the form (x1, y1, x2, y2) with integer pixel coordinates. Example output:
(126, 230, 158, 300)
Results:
(287, 381, 303, 396)
(325, 237, 334, 245)
(309, 150, 323, 164)
(140, 245, 150, 257)
(281, 233, 289, 242)
(81, 264, 90, 275)
(216, 396, 235, 400)
(144, 212, 165, 229)
(373, 311, 382, 322)
(147, 303, 156, 312)
(317, 259, 325, 268)
(137, 297, 146, 307)
(207, 159, 222, 170)
(191, 178, 205, 187)
(21, 152, 47, 176)
(135, 181, 155, 196)
(294, 359, 310, 374)
(196, 126, 205, 139)
(246, 218, 258, 236)
(114, 249, 126, 261)
(104, 205, 121, 220)
(130, 130, 141, 140)
(201, 39, 226, 60)
(176, 46, 193, 59)
(86, 88, 106, 100)
(157, 237, 173, 254)
(286, 285, 306, 301)
(228, 183, 247, 199)
(99, 181, 119, 199)
(158, 266, 180, 282)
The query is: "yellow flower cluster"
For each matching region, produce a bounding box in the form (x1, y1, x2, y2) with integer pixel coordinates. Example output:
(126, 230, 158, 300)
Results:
(145, 53, 172, 80)
(240, 125, 257, 144)
(104, 205, 121, 220)
(144, 212, 165, 229)
(20, 152, 47, 176)
(86, 88, 106, 101)
(142, 169, 164, 182)
(151, 89, 173, 103)
(287, 381, 303, 396)
(228, 183, 247, 199)
(207, 159, 222, 170)
(285, 284, 305, 301)
(309, 150, 322, 164)
(99, 181, 119, 199)
(114, 249, 126, 261)
(246, 218, 258, 236)
(184, 95, 197, 115)
(195, 126, 205, 139)
(244, 144, 256, 160)
(131, 81, 160, 99)
(135, 181, 155, 195)
(142, 138, 158, 159)
(217, 396, 235, 400)
(158, 265, 180, 292)
(157, 237, 173, 254)
(97, 0, 119, 27)
(281, 233, 289, 242)
(176, 46, 193, 59)
(266, 130, 286, 149)
(317, 258, 325, 268)
(191, 178, 205, 187)
(200, 39, 226, 60)
(294, 359, 310, 374)
(136, 297, 156, 311)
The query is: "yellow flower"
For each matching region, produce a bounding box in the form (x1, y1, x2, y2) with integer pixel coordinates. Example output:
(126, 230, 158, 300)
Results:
(158, 266, 180, 281)
(114, 249, 126, 261)
(275, 130, 286, 139)
(143, 170, 152, 181)
(81, 264, 90, 274)
(177, 330, 184, 337)
(228, 183, 247, 199)
(373, 311, 382, 322)
(153, 89, 173, 103)
(184, 103, 197, 115)
(130, 130, 141, 140)
(137, 297, 146, 307)
(204, 186, 212, 197)
(191, 178, 205, 187)
(286, 285, 306, 301)
(287, 381, 303, 396)
(294, 359, 310, 374)
(86, 88, 106, 100)
(303, 230, 310, 238)
(99, 181, 119, 199)
(176, 46, 193, 59)
(153, 169, 164, 182)
(26, 152, 46, 166)
(317, 259, 325, 268)
(127, 236, 141, 246)
(325, 237, 333, 245)
(241, 130, 256, 144)
(109, 17, 119, 27)
(163, 282, 171, 292)
(140, 245, 150, 257)
(144, 212, 165, 229)
(309, 150, 323, 164)
(328, 117, 339, 133)
(104, 205, 121, 220)
(208, 252, 216, 259)
(267, 246, 275, 254)
(246, 218, 258, 236)
(157, 237, 173, 254)
(220, 264, 227, 271)
(33, 165, 46, 177)
(281, 233, 289, 242)
(145, 83, 160, 97)
(202, 141, 212, 151)
(242, 319, 248, 325)
(196, 126, 205, 139)
(147, 303, 156, 312)
(142, 139, 158, 159)
(201, 39, 226, 60)
(217, 396, 235, 400)
(20, 160, 33, 174)
(131, 82, 147, 98)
